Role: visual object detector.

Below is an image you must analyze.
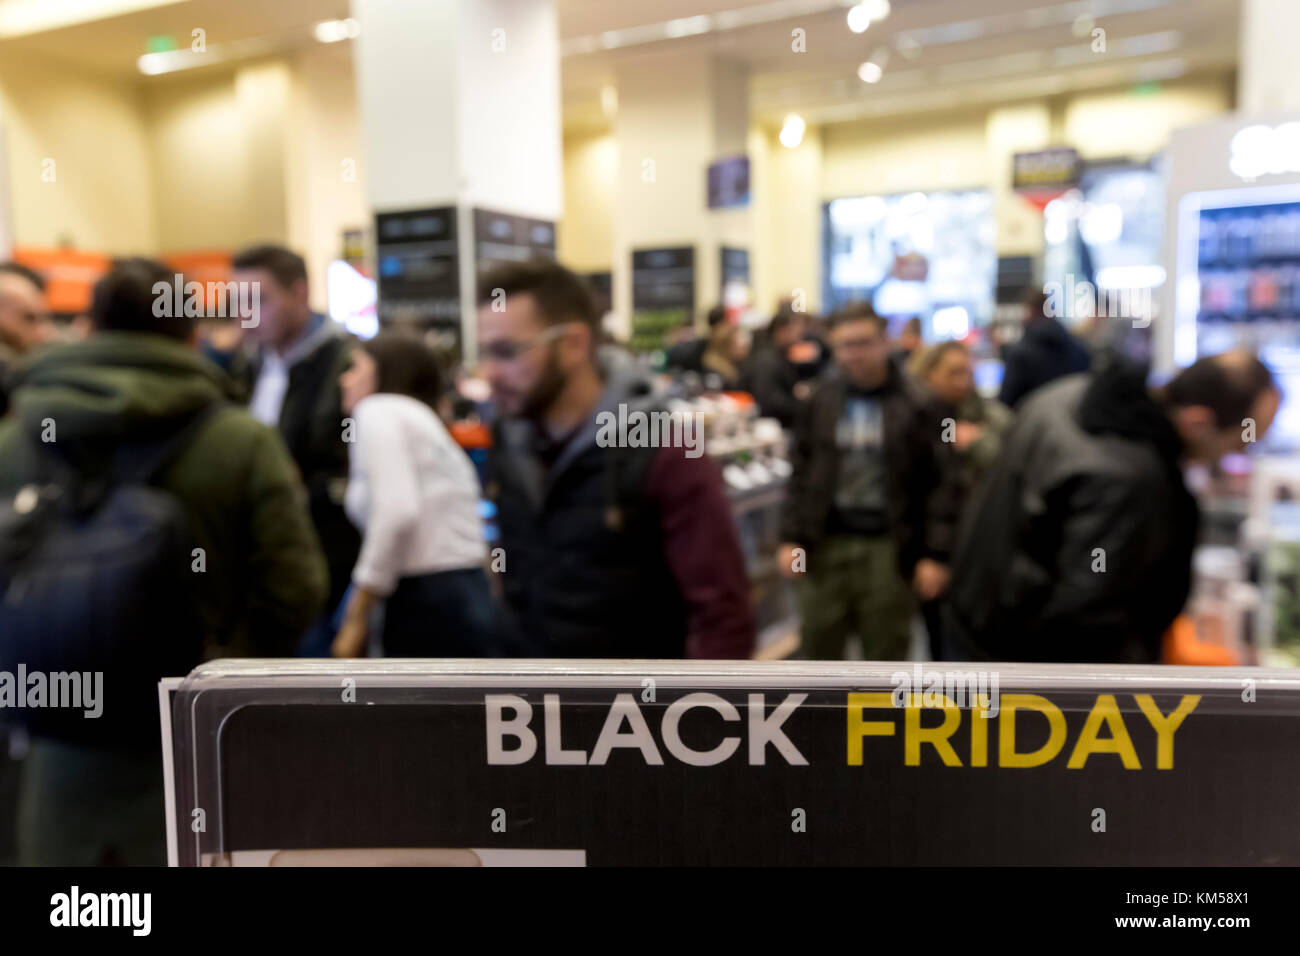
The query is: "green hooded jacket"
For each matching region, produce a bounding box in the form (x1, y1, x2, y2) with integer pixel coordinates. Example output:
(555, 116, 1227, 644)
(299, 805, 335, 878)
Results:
(0, 332, 329, 659)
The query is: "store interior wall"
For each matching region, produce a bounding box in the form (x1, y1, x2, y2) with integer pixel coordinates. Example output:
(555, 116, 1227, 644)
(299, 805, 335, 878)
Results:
(1062, 78, 1233, 159)
(0, 46, 363, 311)
(285, 46, 368, 310)
(144, 66, 274, 253)
(0, 48, 157, 255)
(559, 71, 1236, 323)
(559, 128, 616, 274)
(147, 50, 364, 307)
(751, 122, 822, 317)
(611, 48, 717, 325)
(0, 44, 1240, 324)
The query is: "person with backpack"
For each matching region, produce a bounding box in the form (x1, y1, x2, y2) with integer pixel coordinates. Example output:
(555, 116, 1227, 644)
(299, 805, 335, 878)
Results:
(0, 261, 54, 418)
(0, 258, 328, 865)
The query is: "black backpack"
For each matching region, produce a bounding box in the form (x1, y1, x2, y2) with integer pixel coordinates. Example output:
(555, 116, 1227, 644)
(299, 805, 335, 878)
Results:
(0, 406, 218, 747)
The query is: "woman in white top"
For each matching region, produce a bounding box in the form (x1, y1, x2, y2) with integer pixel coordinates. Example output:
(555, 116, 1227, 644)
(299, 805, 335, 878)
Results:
(332, 333, 497, 657)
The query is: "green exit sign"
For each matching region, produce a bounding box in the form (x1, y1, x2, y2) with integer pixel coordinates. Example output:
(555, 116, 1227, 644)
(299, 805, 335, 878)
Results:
(146, 35, 176, 53)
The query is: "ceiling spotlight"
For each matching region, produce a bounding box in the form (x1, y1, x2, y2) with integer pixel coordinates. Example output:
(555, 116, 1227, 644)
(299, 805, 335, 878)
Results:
(862, 0, 892, 18)
(137, 53, 167, 75)
(779, 113, 806, 149)
(858, 46, 890, 83)
(847, 4, 872, 34)
(315, 18, 360, 43)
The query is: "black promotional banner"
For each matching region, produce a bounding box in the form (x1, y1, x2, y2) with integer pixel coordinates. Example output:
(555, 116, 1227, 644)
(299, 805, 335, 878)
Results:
(1012, 146, 1082, 193)
(472, 207, 556, 273)
(630, 246, 695, 353)
(720, 245, 750, 291)
(373, 206, 461, 355)
(165, 661, 1300, 867)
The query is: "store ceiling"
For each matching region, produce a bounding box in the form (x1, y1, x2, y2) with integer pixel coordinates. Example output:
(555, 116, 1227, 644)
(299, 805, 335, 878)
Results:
(0, 0, 1241, 128)
(0, 0, 348, 75)
(560, 0, 1242, 130)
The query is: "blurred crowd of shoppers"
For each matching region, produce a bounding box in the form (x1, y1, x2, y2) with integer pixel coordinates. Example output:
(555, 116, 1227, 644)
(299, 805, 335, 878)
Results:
(0, 250, 1282, 864)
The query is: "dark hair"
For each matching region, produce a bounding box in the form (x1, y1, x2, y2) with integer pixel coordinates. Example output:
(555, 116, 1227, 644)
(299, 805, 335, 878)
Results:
(902, 316, 923, 336)
(231, 244, 308, 290)
(706, 305, 727, 329)
(1022, 287, 1050, 321)
(475, 259, 597, 334)
(0, 261, 46, 293)
(361, 332, 443, 410)
(827, 302, 887, 335)
(1164, 351, 1278, 429)
(92, 257, 195, 341)
(769, 312, 798, 338)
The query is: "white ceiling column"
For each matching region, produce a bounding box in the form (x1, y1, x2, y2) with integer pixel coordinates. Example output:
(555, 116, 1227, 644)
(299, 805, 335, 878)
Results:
(1238, 0, 1300, 114)
(351, 0, 563, 358)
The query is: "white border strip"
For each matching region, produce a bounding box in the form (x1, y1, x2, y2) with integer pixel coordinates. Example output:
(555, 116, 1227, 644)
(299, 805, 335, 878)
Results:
(158, 678, 183, 868)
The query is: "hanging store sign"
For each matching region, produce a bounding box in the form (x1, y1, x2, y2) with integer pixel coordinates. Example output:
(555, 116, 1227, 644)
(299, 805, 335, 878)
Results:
(374, 207, 461, 356)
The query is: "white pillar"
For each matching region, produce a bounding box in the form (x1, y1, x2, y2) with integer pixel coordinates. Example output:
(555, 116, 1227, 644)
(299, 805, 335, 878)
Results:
(1239, 0, 1300, 114)
(351, 0, 562, 359)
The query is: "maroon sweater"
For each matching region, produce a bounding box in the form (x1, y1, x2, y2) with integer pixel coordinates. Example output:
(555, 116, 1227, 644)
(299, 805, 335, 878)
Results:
(643, 446, 755, 660)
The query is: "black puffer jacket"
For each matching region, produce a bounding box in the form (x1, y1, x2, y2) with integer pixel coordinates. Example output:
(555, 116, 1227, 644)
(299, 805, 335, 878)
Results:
(741, 343, 802, 428)
(780, 362, 948, 580)
(238, 323, 359, 610)
(999, 316, 1091, 408)
(945, 359, 1199, 663)
(488, 350, 736, 658)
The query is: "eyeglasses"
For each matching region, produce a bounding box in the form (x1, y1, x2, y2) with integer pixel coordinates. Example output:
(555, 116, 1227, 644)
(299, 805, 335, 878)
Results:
(833, 336, 883, 351)
(479, 323, 575, 362)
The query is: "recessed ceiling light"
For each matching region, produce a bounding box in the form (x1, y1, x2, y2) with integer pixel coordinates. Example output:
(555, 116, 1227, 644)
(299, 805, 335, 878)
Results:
(779, 113, 806, 148)
(857, 61, 883, 83)
(314, 18, 359, 44)
(847, 5, 872, 34)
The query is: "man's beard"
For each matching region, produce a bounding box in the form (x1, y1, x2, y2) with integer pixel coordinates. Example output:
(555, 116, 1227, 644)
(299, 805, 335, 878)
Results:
(518, 343, 569, 421)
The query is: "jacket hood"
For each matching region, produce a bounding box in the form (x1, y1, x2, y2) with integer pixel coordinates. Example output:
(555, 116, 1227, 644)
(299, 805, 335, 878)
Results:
(1077, 352, 1183, 468)
(7, 332, 234, 451)
(593, 344, 660, 415)
(1025, 316, 1075, 350)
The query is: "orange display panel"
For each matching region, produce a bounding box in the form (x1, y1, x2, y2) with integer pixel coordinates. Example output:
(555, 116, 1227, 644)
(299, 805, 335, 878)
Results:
(11, 247, 110, 314)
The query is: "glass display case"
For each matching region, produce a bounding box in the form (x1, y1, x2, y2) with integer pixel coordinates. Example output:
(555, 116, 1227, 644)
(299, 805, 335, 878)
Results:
(1174, 182, 1300, 452)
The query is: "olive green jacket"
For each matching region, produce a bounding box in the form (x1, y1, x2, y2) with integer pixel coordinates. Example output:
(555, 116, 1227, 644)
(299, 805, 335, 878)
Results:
(0, 332, 328, 659)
